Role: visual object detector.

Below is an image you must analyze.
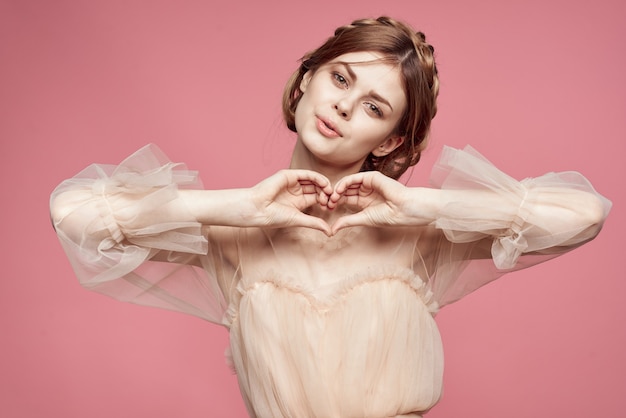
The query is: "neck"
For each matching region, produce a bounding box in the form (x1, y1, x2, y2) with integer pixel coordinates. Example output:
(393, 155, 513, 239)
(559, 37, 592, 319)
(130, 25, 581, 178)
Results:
(289, 140, 364, 185)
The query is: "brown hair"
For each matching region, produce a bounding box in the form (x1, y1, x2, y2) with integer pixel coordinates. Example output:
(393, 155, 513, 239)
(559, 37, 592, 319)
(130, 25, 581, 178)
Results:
(282, 16, 440, 179)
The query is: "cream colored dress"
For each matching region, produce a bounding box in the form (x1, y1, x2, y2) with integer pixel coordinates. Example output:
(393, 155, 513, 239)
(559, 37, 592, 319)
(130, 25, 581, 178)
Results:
(51, 145, 610, 417)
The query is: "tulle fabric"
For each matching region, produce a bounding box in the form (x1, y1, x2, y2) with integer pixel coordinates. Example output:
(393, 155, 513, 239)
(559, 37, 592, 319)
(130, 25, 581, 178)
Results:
(50, 144, 611, 417)
(227, 267, 441, 417)
(428, 145, 611, 306)
(431, 146, 611, 269)
(51, 144, 228, 324)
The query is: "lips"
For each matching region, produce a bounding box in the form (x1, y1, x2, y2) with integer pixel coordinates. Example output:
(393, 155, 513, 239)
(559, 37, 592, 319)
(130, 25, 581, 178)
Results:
(316, 117, 342, 138)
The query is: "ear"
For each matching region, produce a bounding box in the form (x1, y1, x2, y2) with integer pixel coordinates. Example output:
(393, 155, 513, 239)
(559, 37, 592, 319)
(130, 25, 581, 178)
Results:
(372, 136, 405, 157)
(300, 71, 312, 92)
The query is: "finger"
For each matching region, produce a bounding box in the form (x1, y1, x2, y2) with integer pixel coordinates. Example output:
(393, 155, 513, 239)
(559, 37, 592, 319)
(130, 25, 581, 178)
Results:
(327, 187, 353, 209)
(297, 180, 324, 196)
(318, 188, 330, 207)
(333, 173, 366, 195)
(329, 182, 355, 206)
(326, 193, 348, 210)
(332, 172, 380, 202)
(290, 170, 332, 193)
(292, 181, 332, 209)
(329, 183, 370, 209)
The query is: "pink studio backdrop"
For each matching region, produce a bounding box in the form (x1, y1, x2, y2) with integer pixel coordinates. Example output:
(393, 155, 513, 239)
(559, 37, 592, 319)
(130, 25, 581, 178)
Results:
(1, 1, 624, 417)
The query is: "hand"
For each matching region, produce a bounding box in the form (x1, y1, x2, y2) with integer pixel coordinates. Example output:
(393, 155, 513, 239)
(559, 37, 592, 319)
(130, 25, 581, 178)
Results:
(328, 171, 410, 234)
(251, 170, 333, 235)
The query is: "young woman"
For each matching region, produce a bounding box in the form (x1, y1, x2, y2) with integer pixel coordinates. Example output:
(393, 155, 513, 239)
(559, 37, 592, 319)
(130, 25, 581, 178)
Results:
(50, 17, 611, 418)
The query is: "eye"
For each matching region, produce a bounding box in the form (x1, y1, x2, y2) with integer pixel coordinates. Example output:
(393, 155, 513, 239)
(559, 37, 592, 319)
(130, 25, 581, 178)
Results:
(365, 102, 383, 117)
(332, 72, 348, 88)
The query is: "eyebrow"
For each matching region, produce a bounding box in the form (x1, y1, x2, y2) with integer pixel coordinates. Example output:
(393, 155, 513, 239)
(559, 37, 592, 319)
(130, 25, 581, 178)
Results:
(338, 61, 394, 112)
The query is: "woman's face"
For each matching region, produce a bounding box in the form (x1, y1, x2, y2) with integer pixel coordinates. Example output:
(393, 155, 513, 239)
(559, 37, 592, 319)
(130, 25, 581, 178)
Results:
(294, 51, 407, 171)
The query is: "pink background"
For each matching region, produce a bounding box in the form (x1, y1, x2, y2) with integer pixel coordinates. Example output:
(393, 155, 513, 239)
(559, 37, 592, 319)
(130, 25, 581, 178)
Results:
(2, 0, 624, 417)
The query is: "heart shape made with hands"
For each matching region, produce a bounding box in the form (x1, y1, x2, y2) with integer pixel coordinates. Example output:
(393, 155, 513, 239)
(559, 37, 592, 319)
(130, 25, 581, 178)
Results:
(276, 170, 407, 237)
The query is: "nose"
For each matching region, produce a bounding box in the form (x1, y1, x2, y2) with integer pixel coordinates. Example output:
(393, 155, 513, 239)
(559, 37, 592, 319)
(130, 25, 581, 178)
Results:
(334, 97, 352, 120)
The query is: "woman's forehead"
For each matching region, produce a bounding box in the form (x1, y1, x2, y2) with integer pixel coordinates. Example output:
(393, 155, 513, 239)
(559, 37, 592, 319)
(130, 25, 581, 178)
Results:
(327, 51, 392, 66)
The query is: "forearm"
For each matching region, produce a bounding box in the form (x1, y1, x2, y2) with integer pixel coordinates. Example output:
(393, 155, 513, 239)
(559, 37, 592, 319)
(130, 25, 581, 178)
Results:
(404, 186, 607, 241)
(401, 182, 609, 270)
(178, 188, 258, 226)
(50, 186, 258, 245)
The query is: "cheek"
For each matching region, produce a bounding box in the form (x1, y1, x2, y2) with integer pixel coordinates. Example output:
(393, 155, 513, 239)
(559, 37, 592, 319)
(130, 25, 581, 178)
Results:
(293, 86, 323, 130)
(354, 114, 397, 140)
(293, 97, 307, 132)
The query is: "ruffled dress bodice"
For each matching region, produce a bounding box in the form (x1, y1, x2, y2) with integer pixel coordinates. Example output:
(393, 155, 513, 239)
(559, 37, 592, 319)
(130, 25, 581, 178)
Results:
(226, 265, 442, 417)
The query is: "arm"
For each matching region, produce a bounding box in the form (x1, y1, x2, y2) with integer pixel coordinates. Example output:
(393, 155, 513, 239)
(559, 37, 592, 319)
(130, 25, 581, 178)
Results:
(184, 169, 333, 233)
(329, 146, 611, 269)
(50, 145, 334, 322)
(50, 144, 334, 253)
(51, 170, 333, 249)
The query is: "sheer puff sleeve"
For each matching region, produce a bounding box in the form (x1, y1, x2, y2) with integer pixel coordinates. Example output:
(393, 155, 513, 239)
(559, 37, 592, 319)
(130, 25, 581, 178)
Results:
(427, 146, 611, 307)
(50, 144, 228, 324)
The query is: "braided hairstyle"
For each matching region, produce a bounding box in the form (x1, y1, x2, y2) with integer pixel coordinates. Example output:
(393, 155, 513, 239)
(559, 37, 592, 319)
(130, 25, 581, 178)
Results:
(282, 16, 440, 180)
